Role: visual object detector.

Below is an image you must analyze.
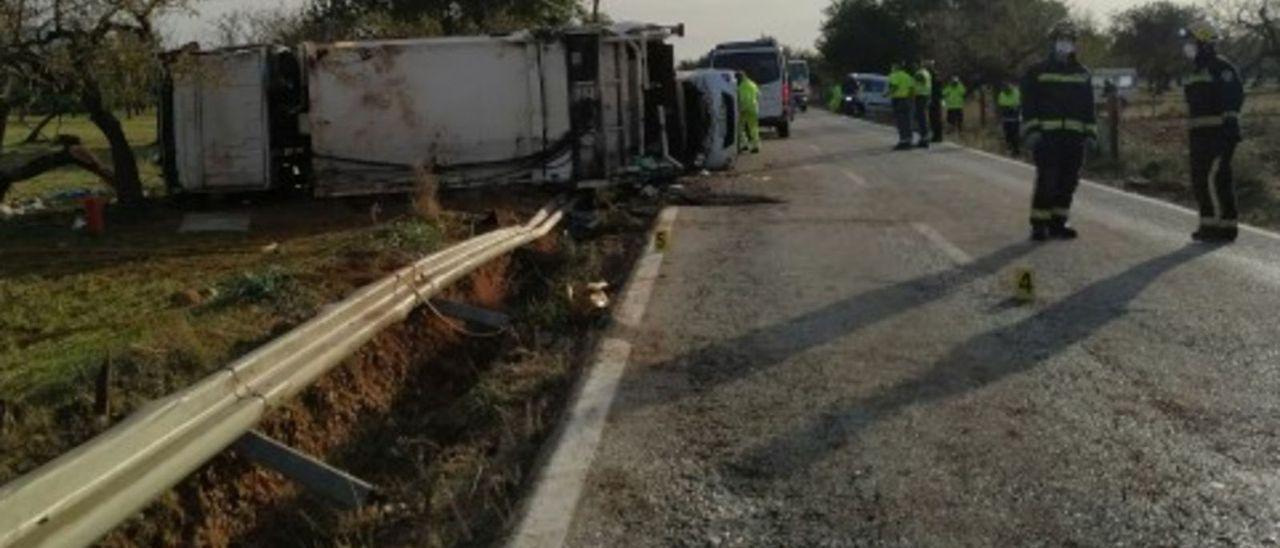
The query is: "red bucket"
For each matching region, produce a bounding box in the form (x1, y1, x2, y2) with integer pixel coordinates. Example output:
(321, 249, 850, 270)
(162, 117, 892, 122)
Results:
(83, 197, 106, 236)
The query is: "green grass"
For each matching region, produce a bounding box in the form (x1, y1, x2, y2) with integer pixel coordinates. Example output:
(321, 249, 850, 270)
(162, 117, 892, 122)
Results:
(0, 204, 441, 405)
(0, 196, 453, 484)
(2, 112, 163, 205)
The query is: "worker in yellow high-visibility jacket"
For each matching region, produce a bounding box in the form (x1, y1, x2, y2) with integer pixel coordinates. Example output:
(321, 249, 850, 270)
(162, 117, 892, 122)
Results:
(913, 63, 933, 147)
(888, 63, 916, 150)
(941, 77, 967, 135)
(997, 81, 1023, 155)
(737, 71, 761, 154)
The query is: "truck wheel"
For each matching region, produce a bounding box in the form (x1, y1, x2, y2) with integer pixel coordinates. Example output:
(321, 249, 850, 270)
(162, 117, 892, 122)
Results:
(778, 121, 791, 139)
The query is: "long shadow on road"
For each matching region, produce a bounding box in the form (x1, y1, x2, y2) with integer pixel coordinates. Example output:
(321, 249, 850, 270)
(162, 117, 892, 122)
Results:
(611, 241, 1039, 416)
(733, 244, 1215, 477)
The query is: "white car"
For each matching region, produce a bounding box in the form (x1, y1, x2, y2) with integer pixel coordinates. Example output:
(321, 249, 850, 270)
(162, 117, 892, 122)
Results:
(709, 38, 793, 138)
(677, 69, 740, 170)
(844, 73, 891, 117)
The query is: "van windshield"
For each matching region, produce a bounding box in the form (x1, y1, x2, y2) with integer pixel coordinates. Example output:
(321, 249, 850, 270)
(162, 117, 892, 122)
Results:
(788, 62, 809, 82)
(858, 79, 887, 94)
(713, 51, 782, 84)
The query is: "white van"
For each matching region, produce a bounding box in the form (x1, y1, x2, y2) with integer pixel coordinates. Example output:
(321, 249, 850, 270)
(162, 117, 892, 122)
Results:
(709, 38, 793, 138)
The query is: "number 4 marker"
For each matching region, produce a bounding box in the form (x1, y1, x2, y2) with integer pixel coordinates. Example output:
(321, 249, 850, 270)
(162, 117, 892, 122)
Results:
(1013, 267, 1036, 303)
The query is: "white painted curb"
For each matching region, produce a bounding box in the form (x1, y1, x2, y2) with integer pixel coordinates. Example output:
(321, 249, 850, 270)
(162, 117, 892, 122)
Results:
(505, 208, 679, 548)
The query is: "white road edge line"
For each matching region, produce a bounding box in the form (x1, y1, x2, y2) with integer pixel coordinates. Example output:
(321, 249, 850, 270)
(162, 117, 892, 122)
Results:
(834, 114, 1280, 241)
(840, 168, 869, 189)
(505, 208, 679, 548)
(911, 222, 974, 265)
(953, 144, 1280, 242)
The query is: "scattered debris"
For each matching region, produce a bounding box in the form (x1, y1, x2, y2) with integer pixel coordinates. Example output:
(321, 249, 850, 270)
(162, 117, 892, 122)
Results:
(261, 242, 281, 254)
(201, 287, 220, 302)
(179, 212, 251, 233)
(568, 281, 611, 315)
(170, 289, 206, 308)
(71, 216, 87, 231)
(587, 282, 610, 309)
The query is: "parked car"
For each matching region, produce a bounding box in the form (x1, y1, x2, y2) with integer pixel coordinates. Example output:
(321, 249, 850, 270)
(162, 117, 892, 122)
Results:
(788, 59, 811, 112)
(842, 73, 890, 117)
(709, 38, 793, 138)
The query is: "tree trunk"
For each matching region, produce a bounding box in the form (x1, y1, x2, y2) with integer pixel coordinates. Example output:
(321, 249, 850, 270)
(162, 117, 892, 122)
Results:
(21, 112, 57, 144)
(82, 88, 144, 205)
(0, 77, 11, 156)
(0, 138, 113, 202)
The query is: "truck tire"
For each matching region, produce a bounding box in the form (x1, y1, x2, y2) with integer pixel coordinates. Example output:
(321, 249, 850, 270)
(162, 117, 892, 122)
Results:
(778, 121, 791, 139)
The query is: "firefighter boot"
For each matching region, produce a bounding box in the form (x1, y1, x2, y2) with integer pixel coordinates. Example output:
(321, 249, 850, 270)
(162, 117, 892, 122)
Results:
(1030, 223, 1050, 242)
(1048, 218, 1079, 240)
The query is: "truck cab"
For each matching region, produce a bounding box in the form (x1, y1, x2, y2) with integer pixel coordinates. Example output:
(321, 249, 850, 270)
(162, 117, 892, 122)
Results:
(788, 59, 811, 112)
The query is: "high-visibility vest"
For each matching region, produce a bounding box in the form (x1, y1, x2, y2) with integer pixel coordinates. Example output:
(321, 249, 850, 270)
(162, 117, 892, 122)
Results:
(738, 77, 760, 113)
(914, 69, 933, 98)
(889, 69, 914, 99)
(942, 83, 966, 110)
(998, 88, 1022, 108)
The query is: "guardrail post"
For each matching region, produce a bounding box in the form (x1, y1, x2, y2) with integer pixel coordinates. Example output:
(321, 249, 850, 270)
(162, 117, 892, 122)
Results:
(94, 354, 112, 419)
(429, 299, 511, 330)
(1108, 91, 1121, 161)
(232, 431, 376, 510)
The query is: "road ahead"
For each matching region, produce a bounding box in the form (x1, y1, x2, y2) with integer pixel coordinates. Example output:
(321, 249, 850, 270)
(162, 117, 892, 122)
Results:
(532, 111, 1280, 546)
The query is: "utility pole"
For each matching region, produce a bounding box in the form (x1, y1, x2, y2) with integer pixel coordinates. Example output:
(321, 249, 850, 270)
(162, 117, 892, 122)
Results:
(592, 0, 600, 23)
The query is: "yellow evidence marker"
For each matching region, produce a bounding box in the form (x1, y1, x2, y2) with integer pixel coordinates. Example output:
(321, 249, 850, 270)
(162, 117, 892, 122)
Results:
(654, 229, 671, 252)
(1012, 267, 1036, 303)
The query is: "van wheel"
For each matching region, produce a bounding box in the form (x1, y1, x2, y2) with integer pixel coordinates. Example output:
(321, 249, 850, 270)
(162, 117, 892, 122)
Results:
(778, 121, 791, 139)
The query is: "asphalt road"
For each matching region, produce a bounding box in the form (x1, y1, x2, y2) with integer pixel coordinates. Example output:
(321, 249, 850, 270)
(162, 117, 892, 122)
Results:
(562, 111, 1280, 547)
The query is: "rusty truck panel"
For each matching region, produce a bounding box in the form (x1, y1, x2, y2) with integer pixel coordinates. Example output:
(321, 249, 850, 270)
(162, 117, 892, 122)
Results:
(170, 47, 274, 192)
(303, 37, 574, 196)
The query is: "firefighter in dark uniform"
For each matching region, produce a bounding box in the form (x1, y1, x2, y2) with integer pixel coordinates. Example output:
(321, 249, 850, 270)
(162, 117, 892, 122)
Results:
(1021, 22, 1097, 242)
(1183, 22, 1245, 243)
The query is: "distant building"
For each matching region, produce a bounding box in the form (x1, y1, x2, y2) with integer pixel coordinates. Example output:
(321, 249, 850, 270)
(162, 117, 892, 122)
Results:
(1092, 68, 1138, 101)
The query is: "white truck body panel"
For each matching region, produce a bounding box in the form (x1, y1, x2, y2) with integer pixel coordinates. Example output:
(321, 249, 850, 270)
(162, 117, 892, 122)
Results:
(304, 37, 574, 195)
(171, 48, 273, 191)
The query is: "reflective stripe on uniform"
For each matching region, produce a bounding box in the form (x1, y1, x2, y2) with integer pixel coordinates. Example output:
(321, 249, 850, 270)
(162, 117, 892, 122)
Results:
(1189, 116, 1229, 129)
(1185, 72, 1213, 85)
(1052, 208, 1071, 218)
(1031, 209, 1054, 221)
(1224, 111, 1239, 119)
(1200, 217, 1238, 228)
(1037, 73, 1090, 84)
(1029, 119, 1097, 134)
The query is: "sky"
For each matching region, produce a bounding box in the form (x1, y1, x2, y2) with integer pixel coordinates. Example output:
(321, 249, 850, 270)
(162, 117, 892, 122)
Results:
(165, 0, 1188, 56)
(602, 0, 1192, 61)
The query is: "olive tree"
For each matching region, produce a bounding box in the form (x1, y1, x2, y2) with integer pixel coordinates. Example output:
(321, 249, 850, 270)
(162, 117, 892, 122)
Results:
(0, 0, 179, 204)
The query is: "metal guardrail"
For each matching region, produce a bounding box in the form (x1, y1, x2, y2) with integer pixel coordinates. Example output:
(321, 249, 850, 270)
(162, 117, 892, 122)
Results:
(0, 199, 571, 548)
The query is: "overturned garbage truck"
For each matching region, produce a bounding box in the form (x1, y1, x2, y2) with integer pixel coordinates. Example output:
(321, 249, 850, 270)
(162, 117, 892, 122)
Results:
(161, 23, 704, 197)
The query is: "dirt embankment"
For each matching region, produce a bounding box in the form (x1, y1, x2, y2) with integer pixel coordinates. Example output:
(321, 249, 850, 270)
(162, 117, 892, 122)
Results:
(97, 192, 655, 547)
